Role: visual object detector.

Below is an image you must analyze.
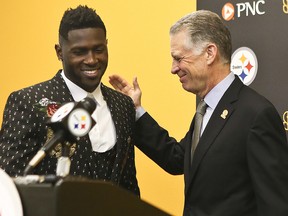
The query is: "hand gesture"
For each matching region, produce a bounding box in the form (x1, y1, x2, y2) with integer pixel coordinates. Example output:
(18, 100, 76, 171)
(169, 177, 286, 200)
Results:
(109, 75, 142, 108)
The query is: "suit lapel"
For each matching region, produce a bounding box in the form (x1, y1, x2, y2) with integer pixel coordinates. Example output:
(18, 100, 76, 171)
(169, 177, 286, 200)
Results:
(101, 84, 130, 183)
(186, 77, 244, 193)
(50, 70, 75, 103)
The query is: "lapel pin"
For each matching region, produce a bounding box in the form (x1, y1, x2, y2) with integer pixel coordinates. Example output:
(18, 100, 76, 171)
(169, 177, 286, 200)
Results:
(221, 109, 228, 119)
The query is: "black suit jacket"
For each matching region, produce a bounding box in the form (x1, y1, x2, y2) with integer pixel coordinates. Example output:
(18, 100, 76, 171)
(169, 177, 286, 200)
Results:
(135, 76, 288, 215)
(0, 70, 139, 195)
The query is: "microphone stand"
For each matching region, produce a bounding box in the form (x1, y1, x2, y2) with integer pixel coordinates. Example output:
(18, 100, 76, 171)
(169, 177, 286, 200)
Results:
(15, 142, 72, 185)
(56, 141, 72, 177)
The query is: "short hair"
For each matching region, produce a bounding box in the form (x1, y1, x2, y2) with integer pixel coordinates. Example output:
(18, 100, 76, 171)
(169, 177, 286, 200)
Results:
(170, 10, 232, 64)
(59, 5, 106, 41)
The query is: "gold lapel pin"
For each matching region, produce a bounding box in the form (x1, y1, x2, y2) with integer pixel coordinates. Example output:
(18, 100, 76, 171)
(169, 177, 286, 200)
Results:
(221, 109, 228, 119)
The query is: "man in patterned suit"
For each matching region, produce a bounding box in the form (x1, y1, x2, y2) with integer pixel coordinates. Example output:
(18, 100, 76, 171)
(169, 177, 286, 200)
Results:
(0, 5, 139, 195)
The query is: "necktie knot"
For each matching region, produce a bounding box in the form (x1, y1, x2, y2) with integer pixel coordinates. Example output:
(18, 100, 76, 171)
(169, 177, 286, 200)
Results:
(87, 93, 97, 104)
(196, 100, 207, 116)
(87, 93, 94, 99)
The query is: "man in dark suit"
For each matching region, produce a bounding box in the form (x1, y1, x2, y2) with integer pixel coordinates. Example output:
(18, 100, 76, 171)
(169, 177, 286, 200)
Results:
(109, 10, 288, 215)
(0, 5, 139, 195)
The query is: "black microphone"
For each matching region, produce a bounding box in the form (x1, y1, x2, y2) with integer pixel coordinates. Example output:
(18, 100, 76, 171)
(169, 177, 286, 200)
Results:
(23, 97, 96, 176)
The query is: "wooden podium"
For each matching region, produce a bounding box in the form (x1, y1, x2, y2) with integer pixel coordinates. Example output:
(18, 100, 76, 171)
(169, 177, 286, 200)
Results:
(16, 177, 171, 216)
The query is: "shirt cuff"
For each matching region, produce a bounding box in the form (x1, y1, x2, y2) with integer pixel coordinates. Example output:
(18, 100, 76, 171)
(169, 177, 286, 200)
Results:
(135, 106, 146, 121)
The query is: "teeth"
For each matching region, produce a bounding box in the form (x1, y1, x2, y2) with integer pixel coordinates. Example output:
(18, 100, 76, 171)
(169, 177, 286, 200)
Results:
(84, 70, 97, 74)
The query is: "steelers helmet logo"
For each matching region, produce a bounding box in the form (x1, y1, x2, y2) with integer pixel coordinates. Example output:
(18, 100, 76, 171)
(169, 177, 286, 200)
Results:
(231, 47, 258, 86)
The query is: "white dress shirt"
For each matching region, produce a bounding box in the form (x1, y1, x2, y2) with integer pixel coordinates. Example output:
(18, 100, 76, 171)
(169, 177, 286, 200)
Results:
(201, 72, 235, 135)
(61, 71, 116, 153)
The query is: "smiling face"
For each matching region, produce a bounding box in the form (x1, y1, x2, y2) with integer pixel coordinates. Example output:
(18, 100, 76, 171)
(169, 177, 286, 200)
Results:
(170, 30, 209, 97)
(55, 28, 108, 92)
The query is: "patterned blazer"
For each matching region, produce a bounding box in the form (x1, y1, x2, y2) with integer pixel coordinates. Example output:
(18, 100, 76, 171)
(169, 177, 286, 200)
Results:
(0, 70, 139, 195)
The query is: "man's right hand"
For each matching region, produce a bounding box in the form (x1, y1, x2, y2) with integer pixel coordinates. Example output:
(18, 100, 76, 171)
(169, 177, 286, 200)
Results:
(109, 75, 142, 108)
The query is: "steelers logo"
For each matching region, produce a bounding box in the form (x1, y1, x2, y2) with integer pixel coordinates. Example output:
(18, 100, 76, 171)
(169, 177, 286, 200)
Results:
(231, 47, 258, 86)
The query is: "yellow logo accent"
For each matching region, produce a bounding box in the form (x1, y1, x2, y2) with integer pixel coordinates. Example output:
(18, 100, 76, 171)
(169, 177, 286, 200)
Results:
(283, 0, 288, 14)
(283, 111, 288, 131)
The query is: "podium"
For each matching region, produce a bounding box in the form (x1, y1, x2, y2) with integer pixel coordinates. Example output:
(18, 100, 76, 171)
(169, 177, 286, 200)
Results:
(16, 177, 171, 216)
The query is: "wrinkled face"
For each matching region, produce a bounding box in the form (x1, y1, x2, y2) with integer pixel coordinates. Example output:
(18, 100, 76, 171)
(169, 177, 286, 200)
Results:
(170, 31, 208, 97)
(56, 28, 108, 92)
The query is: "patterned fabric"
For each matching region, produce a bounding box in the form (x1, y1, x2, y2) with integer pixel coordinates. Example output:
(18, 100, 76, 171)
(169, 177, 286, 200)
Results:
(0, 70, 140, 196)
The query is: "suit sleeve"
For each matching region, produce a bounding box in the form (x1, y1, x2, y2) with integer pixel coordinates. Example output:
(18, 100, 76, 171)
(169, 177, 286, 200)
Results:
(135, 112, 187, 175)
(0, 91, 46, 176)
(247, 105, 288, 215)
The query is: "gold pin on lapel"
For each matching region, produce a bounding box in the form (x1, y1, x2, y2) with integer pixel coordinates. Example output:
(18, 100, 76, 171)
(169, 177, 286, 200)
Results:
(221, 109, 228, 119)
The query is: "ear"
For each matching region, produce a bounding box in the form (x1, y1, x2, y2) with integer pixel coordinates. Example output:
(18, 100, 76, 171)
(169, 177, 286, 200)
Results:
(55, 44, 63, 61)
(205, 43, 217, 65)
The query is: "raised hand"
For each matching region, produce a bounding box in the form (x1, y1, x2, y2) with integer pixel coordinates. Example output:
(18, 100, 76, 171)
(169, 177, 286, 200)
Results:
(109, 75, 142, 108)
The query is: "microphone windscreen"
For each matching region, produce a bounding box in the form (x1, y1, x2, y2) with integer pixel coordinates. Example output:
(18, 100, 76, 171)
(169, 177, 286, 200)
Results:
(81, 97, 97, 114)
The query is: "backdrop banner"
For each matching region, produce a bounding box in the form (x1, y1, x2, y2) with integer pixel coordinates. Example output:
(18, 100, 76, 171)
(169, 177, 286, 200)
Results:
(197, 0, 288, 140)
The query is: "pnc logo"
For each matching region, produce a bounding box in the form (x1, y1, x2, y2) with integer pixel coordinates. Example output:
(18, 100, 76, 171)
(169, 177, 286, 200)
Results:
(231, 47, 258, 86)
(222, 3, 235, 21)
(222, 0, 266, 21)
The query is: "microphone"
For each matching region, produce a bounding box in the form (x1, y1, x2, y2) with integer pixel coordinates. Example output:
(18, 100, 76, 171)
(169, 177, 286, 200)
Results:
(23, 97, 96, 176)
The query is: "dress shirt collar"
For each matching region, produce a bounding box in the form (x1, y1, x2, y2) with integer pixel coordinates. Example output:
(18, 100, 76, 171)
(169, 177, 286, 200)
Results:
(61, 70, 103, 105)
(204, 72, 235, 109)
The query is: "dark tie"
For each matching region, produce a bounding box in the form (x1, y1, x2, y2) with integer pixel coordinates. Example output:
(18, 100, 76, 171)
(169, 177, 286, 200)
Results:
(191, 100, 207, 160)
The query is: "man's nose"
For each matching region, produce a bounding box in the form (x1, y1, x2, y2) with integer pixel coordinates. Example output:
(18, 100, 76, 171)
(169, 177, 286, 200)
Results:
(171, 59, 181, 74)
(171, 62, 180, 74)
(85, 52, 98, 64)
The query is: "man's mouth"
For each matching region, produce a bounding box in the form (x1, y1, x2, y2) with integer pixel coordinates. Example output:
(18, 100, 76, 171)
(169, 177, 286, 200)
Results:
(179, 74, 187, 83)
(83, 69, 99, 77)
